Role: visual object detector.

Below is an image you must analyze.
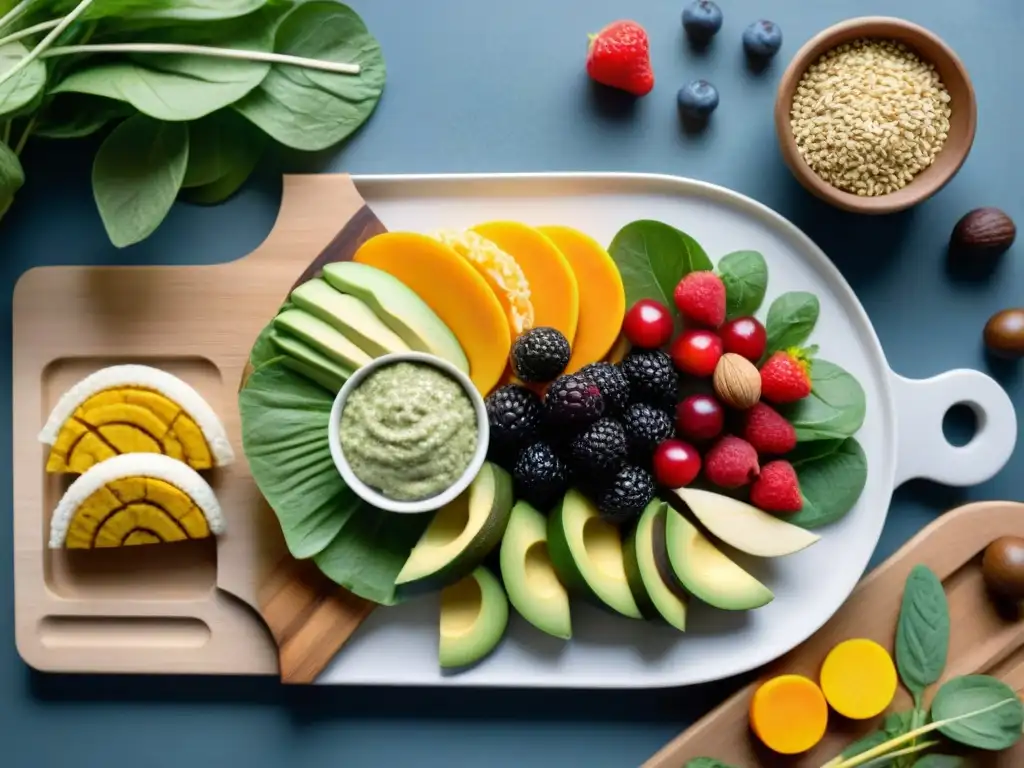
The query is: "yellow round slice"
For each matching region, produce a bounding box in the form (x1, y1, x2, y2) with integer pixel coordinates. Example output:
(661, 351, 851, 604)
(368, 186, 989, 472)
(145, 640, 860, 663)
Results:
(472, 222, 580, 343)
(819, 638, 898, 719)
(353, 232, 511, 395)
(48, 453, 225, 549)
(538, 225, 625, 372)
(39, 365, 231, 473)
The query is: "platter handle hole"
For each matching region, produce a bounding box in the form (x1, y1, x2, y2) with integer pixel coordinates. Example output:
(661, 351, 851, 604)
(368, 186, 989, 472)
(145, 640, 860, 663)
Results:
(942, 401, 980, 447)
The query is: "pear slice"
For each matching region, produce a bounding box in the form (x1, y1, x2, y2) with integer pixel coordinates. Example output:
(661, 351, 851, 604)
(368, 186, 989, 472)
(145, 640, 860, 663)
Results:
(673, 487, 820, 558)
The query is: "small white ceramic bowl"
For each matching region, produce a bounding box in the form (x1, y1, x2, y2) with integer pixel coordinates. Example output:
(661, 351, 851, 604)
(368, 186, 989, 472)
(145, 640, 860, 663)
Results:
(328, 351, 489, 514)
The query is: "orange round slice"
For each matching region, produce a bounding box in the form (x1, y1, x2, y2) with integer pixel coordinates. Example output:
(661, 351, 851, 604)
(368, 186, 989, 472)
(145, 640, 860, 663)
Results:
(749, 674, 828, 755)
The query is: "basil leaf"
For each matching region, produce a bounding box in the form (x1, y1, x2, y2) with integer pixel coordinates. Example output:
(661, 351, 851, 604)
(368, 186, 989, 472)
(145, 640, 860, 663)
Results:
(717, 250, 768, 319)
(91, 114, 189, 248)
(781, 359, 866, 442)
(608, 219, 713, 313)
(0, 42, 46, 120)
(895, 565, 950, 699)
(34, 95, 133, 139)
(786, 437, 867, 529)
(931, 675, 1023, 750)
(0, 139, 24, 219)
(913, 757, 965, 767)
(683, 760, 738, 768)
(233, 1, 386, 151)
(764, 291, 820, 357)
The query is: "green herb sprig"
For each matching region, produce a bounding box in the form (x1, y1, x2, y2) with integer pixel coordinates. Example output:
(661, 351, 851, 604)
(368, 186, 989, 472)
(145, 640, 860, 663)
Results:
(0, 0, 385, 246)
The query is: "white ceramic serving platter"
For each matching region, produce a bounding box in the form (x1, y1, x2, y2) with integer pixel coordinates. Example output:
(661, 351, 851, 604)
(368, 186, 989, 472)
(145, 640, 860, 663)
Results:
(306, 172, 1017, 688)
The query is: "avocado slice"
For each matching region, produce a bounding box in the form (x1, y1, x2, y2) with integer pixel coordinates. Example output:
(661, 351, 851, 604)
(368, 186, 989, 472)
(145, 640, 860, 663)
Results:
(322, 261, 469, 374)
(290, 278, 411, 358)
(273, 309, 372, 371)
(547, 489, 642, 620)
(624, 501, 687, 630)
(395, 463, 513, 594)
(663, 507, 773, 611)
(270, 328, 351, 393)
(672, 487, 820, 558)
(499, 500, 572, 640)
(439, 566, 508, 669)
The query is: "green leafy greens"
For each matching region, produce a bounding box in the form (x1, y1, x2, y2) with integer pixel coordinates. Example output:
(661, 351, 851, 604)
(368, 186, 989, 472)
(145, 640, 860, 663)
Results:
(896, 565, 950, 706)
(0, 0, 384, 245)
(764, 290, 820, 357)
(782, 359, 867, 443)
(716, 249, 767, 319)
(786, 437, 867, 529)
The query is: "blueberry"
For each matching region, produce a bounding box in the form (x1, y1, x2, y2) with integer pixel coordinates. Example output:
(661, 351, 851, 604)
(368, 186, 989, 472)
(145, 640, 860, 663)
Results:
(742, 20, 783, 58)
(682, 0, 723, 43)
(677, 80, 719, 119)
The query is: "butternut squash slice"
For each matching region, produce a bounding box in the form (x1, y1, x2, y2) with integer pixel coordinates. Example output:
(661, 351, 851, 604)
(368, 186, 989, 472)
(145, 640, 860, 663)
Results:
(538, 225, 625, 373)
(749, 674, 828, 755)
(353, 233, 510, 395)
(471, 222, 579, 344)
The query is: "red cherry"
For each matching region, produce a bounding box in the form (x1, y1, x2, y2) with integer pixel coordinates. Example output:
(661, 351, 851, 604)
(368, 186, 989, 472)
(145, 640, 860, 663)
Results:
(670, 329, 723, 377)
(676, 394, 725, 441)
(653, 439, 702, 488)
(622, 299, 674, 349)
(720, 316, 767, 362)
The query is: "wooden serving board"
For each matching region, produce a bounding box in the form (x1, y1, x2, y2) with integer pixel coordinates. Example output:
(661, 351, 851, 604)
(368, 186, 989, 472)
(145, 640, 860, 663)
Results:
(13, 174, 384, 680)
(645, 501, 1024, 768)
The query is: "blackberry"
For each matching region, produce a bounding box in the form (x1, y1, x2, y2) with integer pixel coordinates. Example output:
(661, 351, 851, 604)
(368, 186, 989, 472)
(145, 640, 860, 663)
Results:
(596, 465, 656, 525)
(484, 384, 543, 468)
(579, 362, 630, 414)
(620, 349, 679, 410)
(544, 373, 605, 427)
(568, 417, 627, 480)
(622, 402, 675, 462)
(513, 442, 570, 512)
(510, 327, 571, 383)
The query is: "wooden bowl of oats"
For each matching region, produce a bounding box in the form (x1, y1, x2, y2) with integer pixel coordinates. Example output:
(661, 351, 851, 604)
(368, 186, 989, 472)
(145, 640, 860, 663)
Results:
(775, 17, 976, 214)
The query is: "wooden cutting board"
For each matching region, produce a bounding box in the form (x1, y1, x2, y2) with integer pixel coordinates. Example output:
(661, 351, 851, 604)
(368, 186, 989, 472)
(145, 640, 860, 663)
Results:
(644, 500, 1024, 768)
(13, 174, 386, 682)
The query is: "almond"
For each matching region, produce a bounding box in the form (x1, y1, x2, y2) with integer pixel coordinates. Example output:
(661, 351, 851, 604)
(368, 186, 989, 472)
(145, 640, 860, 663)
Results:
(713, 353, 761, 410)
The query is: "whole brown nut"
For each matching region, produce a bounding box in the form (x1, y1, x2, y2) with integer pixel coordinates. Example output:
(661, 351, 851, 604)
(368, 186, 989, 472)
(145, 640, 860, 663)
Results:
(713, 353, 761, 410)
(951, 207, 1017, 258)
(982, 536, 1024, 601)
(984, 308, 1024, 359)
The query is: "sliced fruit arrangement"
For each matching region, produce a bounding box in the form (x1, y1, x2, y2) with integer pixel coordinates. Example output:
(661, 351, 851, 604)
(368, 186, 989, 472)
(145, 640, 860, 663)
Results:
(48, 453, 224, 549)
(39, 364, 233, 473)
(439, 566, 509, 670)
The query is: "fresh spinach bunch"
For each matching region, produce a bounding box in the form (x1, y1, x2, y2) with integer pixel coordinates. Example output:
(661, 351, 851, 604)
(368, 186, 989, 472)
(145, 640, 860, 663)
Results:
(0, 0, 385, 246)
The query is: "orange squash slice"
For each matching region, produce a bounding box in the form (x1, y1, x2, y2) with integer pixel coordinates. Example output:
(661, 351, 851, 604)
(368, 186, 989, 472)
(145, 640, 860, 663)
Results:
(353, 232, 510, 395)
(471, 222, 579, 343)
(538, 225, 625, 373)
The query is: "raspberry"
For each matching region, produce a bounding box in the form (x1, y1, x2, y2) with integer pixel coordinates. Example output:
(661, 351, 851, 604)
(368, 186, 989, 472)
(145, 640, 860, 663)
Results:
(743, 402, 797, 455)
(703, 435, 759, 488)
(673, 271, 726, 327)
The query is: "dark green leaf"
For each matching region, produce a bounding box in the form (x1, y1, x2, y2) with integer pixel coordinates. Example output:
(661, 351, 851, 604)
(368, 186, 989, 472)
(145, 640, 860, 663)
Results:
(0, 42, 47, 119)
(233, 1, 386, 151)
(91, 114, 189, 247)
(0, 139, 24, 221)
(34, 94, 133, 139)
(787, 438, 845, 464)
(782, 359, 867, 442)
(182, 109, 265, 187)
(896, 565, 950, 699)
(841, 729, 891, 758)
(786, 437, 867, 529)
(608, 219, 713, 313)
(764, 291, 820, 357)
(931, 675, 1024, 750)
(912, 757, 965, 767)
(50, 0, 268, 21)
(885, 710, 915, 736)
(682, 759, 738, 768)
(180, 137, 264, 204)
(717, 250, 768, 319)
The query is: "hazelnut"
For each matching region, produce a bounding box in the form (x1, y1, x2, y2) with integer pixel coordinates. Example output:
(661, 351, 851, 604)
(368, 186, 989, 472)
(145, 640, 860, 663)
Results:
(951, 207, 1016, 259)
(713, 353, 761, 410)
(984, 308, 1024, 359)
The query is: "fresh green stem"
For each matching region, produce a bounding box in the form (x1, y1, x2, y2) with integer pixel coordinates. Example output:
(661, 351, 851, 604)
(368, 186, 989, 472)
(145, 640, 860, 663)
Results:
(0, 18, 60, 48)
(13, 112, 34, 153)
(858, 740, 938, 768)
(0, 0, 32, 35)
(0, 0, 96, 90)
(41, 42, 362, 75)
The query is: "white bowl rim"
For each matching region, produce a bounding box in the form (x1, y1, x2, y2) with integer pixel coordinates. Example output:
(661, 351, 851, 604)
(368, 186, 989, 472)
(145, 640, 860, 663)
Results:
(328, 351, 490, 515)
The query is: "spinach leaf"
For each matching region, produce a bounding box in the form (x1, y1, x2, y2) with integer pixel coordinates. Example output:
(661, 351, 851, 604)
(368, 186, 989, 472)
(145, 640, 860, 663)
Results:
(608, 219, 713, 312)
(50, 0, 268, 22)
(786, 437, 845, 464)
(0, 139, 24, 215)
(931, 675, 1023, 750)
(233, 1, 386, 151)
(239, 360, 358, 559)
(182, 109, 264, 187)
(34, 94, 133, 139)
(248, 320, 280, 372)
(912, 757, 965, 767)
(841, 729, 891, 758)
(896, 565, 950, 702)
(764, 291, 820, 357)
(0, 42, 46, 119)
(683, 760, 738, 768)
(181, 128, 265, 204)
(782, 359, 866, 442)
(91, 114, 189, 247)
(717, 250, 768, 319)
(786, 437, 867, 529)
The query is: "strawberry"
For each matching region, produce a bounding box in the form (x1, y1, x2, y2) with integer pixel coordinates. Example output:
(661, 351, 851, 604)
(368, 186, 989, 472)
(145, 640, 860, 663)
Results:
(586, 20, 655, 97)
(673, 271, 726, 327)
(760, 348, 813, 403)
(743, 402, 797, 455)
(750, 460, 802, 514)
(703, 435, 759, 489)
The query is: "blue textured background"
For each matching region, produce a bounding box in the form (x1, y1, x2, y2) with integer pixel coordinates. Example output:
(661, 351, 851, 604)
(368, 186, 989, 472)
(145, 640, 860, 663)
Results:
(3, 1, 1022, 766)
